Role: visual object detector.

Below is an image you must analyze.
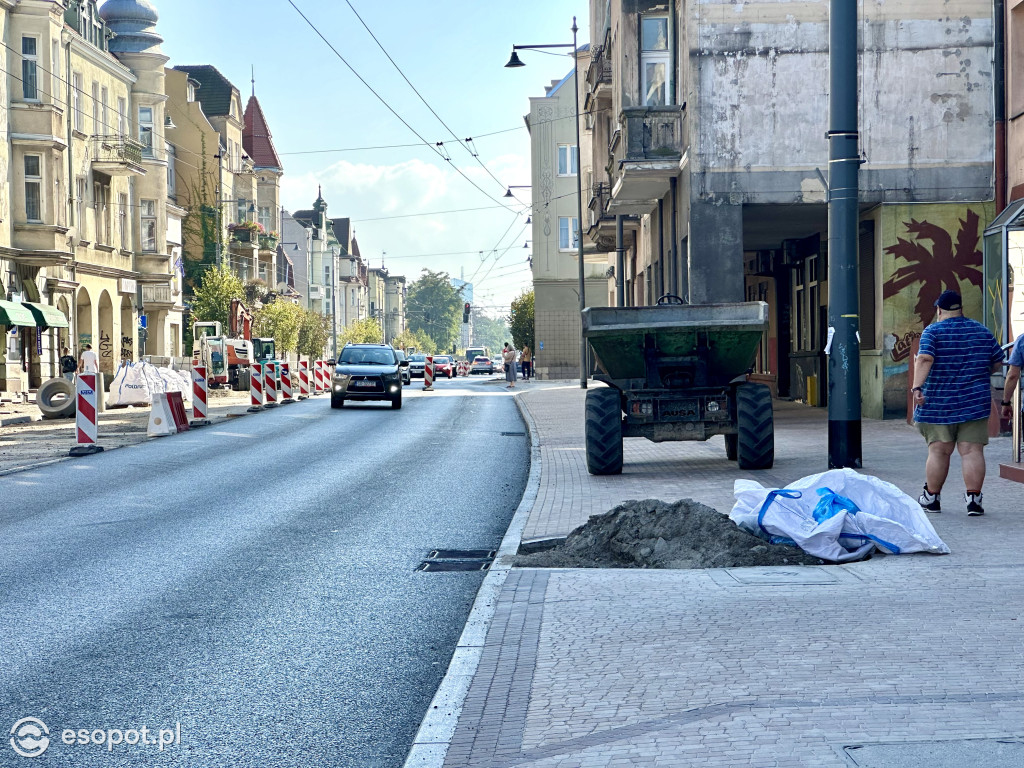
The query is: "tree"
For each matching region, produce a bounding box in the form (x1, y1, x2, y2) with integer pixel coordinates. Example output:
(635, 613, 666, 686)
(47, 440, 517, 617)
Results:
(406, 270, 462, 351)
(471, 312, 509, 353)
(297, 308, 331, 359)
(253, 300, 302, 356)
(180, 133, 220, 296)
(191, 265, 244, 331)
(391, 328, 435, 354)
(338, 317, 384, 348)
(507, 290, 535, 351)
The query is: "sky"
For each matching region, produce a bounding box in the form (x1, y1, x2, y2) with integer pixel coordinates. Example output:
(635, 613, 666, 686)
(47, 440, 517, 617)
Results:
(148, 0, 589, 317)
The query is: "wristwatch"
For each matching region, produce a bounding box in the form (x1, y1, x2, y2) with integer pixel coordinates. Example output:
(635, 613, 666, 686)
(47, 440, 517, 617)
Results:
(1002, 400, 1013, 407)
(911, 386, 923, 392)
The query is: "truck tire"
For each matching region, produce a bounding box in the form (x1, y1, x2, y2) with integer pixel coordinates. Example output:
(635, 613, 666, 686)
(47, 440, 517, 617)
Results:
(725, 434, 738, 461)
(37, 377, 76, 419)
(585, 387, 623, 475)
(736, 384, 774, 469)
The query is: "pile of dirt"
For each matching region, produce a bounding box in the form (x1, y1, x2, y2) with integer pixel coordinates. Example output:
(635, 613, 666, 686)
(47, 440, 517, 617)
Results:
(516, 498, 826, 569)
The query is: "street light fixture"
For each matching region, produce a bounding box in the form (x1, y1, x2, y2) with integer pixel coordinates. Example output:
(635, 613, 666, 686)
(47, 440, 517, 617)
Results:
(506, 18, 588, 389)
(504, 185, 531, 198)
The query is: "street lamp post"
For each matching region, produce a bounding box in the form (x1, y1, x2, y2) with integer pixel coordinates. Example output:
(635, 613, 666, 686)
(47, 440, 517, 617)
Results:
(506, 17, 588, 389)
(330, 247, 338, 361)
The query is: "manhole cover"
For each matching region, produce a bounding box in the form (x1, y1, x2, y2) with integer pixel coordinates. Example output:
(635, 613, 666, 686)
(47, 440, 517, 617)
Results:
(501, 431, 526, 437)
(429, 549, 496, 560)
(417, 560, 491, 572)
(725, 567, 837, 585)
(844, 738, 1024, 767)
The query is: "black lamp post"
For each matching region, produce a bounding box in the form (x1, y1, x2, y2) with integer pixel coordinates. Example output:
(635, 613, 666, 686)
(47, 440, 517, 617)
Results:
(506, 17, 588, 389)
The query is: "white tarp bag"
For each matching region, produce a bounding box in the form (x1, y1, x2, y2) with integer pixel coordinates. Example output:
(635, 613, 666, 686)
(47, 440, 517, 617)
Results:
(106, 362, 191, 407)
(730, 468, 950, 563)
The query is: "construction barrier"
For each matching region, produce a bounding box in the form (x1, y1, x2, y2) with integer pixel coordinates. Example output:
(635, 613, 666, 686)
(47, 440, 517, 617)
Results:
(265, 361, 279, 407)
(423, 355, 434, 391)
(298, 360, 310, 399)
(457, 360, 470, 377)
(280, 362, 294, 403)
(148, 391, 190, 437)
(69, 373, 104, 456)
(248, 363, 264, 412)
(313, 360, 324, 395)
(191, 365, 212, 426)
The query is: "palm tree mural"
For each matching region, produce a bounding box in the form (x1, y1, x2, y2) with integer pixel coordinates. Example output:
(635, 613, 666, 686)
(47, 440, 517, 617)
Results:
(883, 209, 984, 327)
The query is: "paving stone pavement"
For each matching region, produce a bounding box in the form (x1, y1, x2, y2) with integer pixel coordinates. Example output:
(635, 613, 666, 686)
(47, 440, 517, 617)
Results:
(408, 381, 1024, 768)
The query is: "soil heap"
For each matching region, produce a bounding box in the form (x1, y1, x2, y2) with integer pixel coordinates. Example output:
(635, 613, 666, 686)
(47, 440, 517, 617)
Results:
(516, 498, 826, 569)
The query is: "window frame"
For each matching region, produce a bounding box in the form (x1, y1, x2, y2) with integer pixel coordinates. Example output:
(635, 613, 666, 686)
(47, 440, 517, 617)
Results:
(92, 82, 100, 135)
(557, 144, 578, 177)
(558, 216, 579, 251)
(140, 198, 157, 252)
(640, 14, 672, 107)
(118, 192, 128, 249)
(72, 72, 84, 132)
(21, 36, 40, 101)
(117, 97, 127, 137)
(24, 154, 43, 223)
(138, 106, 154, 156)
(75, 176, 87, 232)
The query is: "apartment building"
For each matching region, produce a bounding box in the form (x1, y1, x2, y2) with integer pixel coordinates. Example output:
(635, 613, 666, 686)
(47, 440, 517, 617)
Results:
(585, 0, 995, 418)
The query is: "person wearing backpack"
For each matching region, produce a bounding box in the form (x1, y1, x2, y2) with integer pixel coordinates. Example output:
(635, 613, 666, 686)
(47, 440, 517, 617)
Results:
(59, 346, 77, 382)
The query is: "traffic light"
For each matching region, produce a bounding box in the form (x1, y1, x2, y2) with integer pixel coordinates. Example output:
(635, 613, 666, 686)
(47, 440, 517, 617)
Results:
(463, 302, 471, 323)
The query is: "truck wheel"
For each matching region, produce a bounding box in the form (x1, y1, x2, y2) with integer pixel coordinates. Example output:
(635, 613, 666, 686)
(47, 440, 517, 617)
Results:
(725, 434, 738, 461)
(585, 388, 623, 475)
(38, 377, 76, 419)
(736, 384, 774, 469)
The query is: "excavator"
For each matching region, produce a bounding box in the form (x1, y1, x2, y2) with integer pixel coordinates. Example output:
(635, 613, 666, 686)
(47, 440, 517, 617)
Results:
(191, 299, 276, 390)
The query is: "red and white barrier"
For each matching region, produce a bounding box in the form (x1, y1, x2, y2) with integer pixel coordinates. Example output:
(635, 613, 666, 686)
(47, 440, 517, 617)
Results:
(280, 362, 293, 403)
(423, 355, 434, 391)
(69, 373, 104, 456)
(191, 365, 211, 425)
(312, 360, 324, 395)
(298, 360, 310, 399)
(148, 391, 190, 436)
(265, 361, 279, 407)
(248, 363, 264, 412)
(457, 360, 470, 377)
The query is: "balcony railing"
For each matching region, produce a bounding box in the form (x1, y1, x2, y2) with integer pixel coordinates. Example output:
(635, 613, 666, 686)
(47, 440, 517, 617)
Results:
(141, 284, 173, 305)
(258, 234, 278, 251)
(614, 107, 686, 166)
(586, 45, 613, 93)
(92, 135, 144, 166)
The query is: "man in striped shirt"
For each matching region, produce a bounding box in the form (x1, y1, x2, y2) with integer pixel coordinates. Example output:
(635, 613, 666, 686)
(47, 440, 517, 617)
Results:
(912, 289, 1005, 516)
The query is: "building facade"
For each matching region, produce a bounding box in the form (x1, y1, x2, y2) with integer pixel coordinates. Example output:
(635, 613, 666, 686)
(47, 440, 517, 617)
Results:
(585, 0, 995, 418)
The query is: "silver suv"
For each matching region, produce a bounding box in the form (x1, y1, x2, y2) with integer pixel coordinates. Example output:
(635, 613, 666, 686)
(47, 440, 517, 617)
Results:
(331, 344, 408, 409)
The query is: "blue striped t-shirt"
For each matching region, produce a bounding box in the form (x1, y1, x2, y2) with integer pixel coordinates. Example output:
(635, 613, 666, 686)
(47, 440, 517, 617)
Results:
(915, 316, 1004, 424)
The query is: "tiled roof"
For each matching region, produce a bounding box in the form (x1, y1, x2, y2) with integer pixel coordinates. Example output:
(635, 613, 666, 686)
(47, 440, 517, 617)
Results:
(243, 95, 282, 170)
(173, 65, 236, 117)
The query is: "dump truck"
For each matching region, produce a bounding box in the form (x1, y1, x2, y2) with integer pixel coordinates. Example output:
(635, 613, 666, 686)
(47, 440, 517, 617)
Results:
(581, 299, 773, 475)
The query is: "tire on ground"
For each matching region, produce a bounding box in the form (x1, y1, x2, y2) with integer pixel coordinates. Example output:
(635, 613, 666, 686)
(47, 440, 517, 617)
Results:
(37, 377, 76, 419)
(585, 387, 623, 475)
(725, 433, 738, 461)
(391, 390, 402, 409)
(331, 397, 344, 409)
(735, 383, 774, 469)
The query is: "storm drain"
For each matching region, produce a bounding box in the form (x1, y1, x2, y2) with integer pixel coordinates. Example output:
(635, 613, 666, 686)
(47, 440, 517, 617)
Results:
(500, 431, 526, 437)
(417, 549, 496, 572)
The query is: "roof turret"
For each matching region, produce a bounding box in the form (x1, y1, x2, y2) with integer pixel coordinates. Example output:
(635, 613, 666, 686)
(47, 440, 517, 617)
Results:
(99, 0, 163, 54)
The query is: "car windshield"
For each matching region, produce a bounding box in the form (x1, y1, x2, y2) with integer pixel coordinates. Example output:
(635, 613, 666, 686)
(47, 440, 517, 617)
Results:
(339, 348, 395, 366)
(473, 357, 489, 363)
(409, 354, 426, 362)
(435, 356, 450, 364)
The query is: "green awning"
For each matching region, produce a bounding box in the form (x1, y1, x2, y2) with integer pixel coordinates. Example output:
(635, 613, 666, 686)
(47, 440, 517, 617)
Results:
(23, 302, 69, 329)
(0, 299, 37, 327)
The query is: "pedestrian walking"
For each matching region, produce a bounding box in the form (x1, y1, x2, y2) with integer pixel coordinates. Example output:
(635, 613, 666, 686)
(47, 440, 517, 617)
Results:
(1000, 334, 1023, 421)
(59, 346, 77, 382)
(912, 289, 1005, 516)
(502, 342, 517, 389)
(79, 343, 99, 373)
(521, 345, 532, 381)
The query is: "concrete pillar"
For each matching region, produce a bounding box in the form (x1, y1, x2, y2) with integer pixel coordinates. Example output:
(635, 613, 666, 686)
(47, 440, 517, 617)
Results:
(687, 200, 744, 304)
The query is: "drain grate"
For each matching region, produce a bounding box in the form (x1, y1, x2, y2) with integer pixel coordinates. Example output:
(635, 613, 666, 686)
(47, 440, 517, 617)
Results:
(417, 548, 496, 573)
(417, 560, 491, 572)
(501, 431, 526, 437)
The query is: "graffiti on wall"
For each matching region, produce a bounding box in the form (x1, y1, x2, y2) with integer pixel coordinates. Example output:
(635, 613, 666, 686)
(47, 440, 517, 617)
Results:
(121, 335, 133, 362)
(98, 330, 113, 361)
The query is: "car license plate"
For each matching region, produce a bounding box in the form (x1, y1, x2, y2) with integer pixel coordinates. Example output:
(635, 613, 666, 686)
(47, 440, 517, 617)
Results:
(353, 380, 374, 388)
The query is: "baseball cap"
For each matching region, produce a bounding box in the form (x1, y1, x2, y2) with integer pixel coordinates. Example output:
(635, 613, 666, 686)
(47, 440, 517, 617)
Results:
(935, 289, 962, 311)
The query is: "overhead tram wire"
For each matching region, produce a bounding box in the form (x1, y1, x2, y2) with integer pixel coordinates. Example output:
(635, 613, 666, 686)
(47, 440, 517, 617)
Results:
(341, 0, 508, 193)
(286, 0, 518, 213)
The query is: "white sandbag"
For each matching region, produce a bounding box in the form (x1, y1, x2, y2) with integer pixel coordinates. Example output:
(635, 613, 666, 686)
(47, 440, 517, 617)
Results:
(106, 362, 152, 406)
(730, 468, 950, 562)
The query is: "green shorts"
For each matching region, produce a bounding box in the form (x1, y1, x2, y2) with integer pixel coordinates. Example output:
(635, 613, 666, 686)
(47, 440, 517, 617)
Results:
(916, 418, 989, 446)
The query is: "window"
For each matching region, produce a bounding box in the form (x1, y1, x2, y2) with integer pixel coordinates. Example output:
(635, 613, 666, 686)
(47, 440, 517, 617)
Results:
(22, 37, 39, 100)
(51, 41, 60, 99)
(640, 15, 670, 107)
(557, 144, 578, 176)
(258, 206, 271, 232)
(236, 198, 247, 225)
(117, 97, 127, 137)
(187, 81, 196, 102)
(92, 82, 100, 135)
(24, 155, 42, 222)
(166, 144, 176, 199)
(94, 181, 110, 244)
(118, 193, 128, 248)
(72, 73, 84, 131)
(138, 107, 154, 156)
(100, 86, 109, 136)
(141, 199, 157, 251)
(75, 177, 87, 230)
(558, 216, 579, 251)
(324, 265, 331, 286)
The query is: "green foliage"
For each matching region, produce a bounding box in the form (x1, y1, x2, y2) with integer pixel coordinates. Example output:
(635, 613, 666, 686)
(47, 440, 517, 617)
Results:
(253, 300, 302, 354)
(191, 265, 244, 330)
(244, 279, 270, 306)
(338, 317, 385, 348)
(472, 312, 509, 352)
(297, 309, 331, 359)
(406, 270, 462, 352)
(391, 328, 435, 355)
(507, 290, 535, 351)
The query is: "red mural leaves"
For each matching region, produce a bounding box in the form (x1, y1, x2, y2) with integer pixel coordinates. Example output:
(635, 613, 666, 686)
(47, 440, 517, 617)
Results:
(882, 210, 984, 328)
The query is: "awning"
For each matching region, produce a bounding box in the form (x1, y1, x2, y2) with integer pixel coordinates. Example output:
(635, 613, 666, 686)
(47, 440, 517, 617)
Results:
(22, 302, 69, 329)
(0, 299, 37, 327)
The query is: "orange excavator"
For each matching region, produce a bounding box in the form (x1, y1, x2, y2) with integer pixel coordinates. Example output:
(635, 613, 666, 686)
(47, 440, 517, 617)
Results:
(191, 300, 276, 390)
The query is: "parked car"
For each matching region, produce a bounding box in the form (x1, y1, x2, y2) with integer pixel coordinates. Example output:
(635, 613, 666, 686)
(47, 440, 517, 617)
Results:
(470, 355, 495, 375)
(408, 353, 426, 378)
(433, 355, 455, 378)
(395, 349, 411, 384)
(331, 343, 407, 409)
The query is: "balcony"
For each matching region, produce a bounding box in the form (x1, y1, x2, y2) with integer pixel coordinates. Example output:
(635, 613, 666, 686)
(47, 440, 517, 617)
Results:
(141, 283, 174, 308)
(586, 181, 617, 251)
(608, 106, 686, 215)
(91, 135, 146, 176)
(584, 45, 613, 110)
(258, 234, 278, 252)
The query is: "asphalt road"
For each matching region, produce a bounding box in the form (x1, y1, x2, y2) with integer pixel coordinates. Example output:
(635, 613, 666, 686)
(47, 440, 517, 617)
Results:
(0, 375, 528, 767)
